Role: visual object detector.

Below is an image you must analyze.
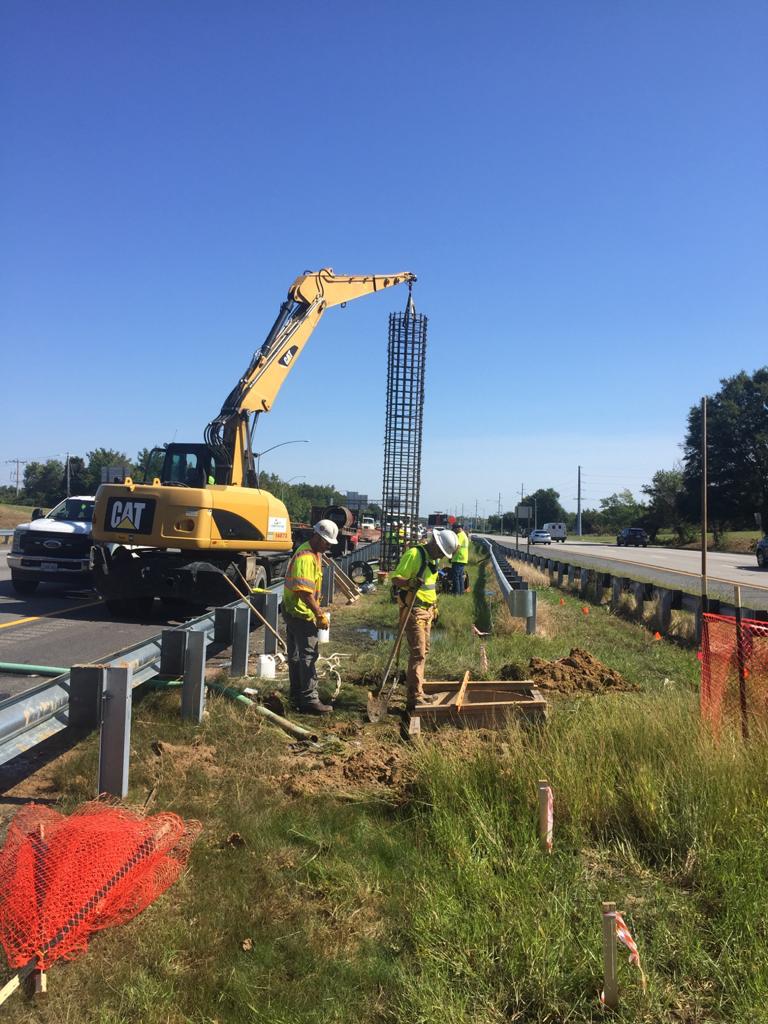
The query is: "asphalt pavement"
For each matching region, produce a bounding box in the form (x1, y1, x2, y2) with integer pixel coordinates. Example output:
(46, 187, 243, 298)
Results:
(0, 550, 185, 700)
(484, 534, 768, 609)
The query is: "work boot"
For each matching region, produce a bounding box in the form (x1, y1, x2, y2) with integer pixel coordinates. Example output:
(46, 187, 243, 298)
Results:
(298, 699, 334, 715)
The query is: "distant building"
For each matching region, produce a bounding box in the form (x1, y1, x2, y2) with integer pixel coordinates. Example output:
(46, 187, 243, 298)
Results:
(345, 490, 368, 510)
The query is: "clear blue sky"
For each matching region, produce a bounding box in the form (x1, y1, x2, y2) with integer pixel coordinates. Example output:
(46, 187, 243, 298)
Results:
(2, 1, 766, 516)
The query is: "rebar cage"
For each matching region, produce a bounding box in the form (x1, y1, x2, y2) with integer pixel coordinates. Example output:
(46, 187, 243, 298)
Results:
(380, 305, 427, 570)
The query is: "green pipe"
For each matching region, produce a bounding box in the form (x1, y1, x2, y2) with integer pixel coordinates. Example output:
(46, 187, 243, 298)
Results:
(0, 662, 68, 677)
(206, 680, 319, 743)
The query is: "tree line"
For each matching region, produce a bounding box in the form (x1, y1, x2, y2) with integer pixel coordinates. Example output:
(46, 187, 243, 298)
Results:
(485, 366, 768, 541)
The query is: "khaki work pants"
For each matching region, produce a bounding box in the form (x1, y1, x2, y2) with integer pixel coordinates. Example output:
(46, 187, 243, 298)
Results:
(399, 603, 435, 704)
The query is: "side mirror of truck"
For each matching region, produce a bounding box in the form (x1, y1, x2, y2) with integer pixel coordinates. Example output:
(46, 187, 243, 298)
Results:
(31, 508, 45, 521)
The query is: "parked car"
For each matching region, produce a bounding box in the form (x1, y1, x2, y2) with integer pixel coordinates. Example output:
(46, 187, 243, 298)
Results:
(529, 529, 552, 545)
(8, 496, 96, 594)
(616, 527, 649, 547)
(756, 535, 768, 569)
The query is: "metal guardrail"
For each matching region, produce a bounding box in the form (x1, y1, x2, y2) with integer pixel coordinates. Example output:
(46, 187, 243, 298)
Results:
(499, 540, 768, 616)
(0, 541, 384, 774)
(0, 529, 13, 545)
(0, 584, 282, 771)
(476, 537, 537, 633)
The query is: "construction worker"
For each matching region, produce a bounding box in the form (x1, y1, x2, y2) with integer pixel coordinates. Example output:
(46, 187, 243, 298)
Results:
(451, 522, 470, 595)
(282, 519, 339, 714)
(391, 528, 459, 709)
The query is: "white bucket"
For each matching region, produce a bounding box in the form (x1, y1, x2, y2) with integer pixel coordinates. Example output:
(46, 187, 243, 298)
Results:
(257, 654, 276, 680)
(317, 613, 330, 644)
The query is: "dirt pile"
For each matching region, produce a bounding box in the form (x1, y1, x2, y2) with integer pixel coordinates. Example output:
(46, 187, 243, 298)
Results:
(502, 647, 638, 695)
(272, 719, 410, 798)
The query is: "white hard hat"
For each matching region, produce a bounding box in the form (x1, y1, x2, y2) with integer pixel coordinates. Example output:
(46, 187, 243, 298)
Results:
(314, 519, 339, 545)
(432, 528, 459, 558)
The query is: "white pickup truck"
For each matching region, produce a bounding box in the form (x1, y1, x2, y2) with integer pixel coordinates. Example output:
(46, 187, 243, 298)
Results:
(8, 496, 96, 595)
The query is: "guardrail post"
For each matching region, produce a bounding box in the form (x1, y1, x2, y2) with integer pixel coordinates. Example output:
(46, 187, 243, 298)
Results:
(160, 628, 188, 677)
(557, 562, 564, 587)
(214, 606, 235, 643)
(631, 581, 645, 618)
(262, 591, 280, 656)
(579, 568, 590, 597)
(610, 576, 624, 611)
(231, 605, 251, 677)
(567, 564, 575, 588)
(69, 665, 105, 728)
(527, 591, 537, 635)
(653, 588, 674, 633)
(182, 629, 206, 723)
(98, 665, 133, 798)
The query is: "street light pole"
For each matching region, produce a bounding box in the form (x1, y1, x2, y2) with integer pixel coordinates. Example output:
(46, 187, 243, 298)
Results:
(254, 439, 309, 484)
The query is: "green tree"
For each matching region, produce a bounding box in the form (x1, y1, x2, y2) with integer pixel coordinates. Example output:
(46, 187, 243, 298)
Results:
(598, 489, 645, 532)
(23, 460, 66, 507)
(522, 488, 567, 528)
(681, 368, 768, 539)
(85, 449, 133, 491)
(63, 455, 90, 495)
(641, 465, 689, 541)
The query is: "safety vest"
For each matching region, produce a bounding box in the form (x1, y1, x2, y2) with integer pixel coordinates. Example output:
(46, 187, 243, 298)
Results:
(283, 541, 322, 621)
(452, 529, 469, 564)
(392, 544, 439, 606)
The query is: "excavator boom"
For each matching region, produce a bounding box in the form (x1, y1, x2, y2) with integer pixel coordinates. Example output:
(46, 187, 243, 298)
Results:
(207, 268, 415, 485)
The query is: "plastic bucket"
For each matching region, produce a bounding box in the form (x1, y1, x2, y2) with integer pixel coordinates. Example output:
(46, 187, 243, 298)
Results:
(317, 613, 330, 644)
(257, 654, 276, 679)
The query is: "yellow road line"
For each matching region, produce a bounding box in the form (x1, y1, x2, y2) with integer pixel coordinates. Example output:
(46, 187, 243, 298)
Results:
(0, 598, 103, 632)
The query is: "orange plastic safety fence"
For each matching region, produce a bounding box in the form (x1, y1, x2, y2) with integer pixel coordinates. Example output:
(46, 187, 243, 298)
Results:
(0, 801, 201, 971)
(701, 613, 768, 733)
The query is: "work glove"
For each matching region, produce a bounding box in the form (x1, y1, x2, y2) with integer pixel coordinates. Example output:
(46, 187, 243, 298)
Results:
(316, 613, 330, 630)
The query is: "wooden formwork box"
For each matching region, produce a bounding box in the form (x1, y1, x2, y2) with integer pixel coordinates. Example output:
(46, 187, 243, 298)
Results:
(408, 679, 547, 733)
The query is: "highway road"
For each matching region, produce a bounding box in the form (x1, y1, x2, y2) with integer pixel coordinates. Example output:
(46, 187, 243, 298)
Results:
(484, 534, 768, 610)
(0, 549, 184, 700)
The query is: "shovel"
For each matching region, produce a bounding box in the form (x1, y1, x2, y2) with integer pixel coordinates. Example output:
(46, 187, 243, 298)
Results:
(367, 587, 419, 723)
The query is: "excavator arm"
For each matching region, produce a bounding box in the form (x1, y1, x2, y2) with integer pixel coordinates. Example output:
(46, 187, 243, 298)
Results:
(205, 268, 415, 485)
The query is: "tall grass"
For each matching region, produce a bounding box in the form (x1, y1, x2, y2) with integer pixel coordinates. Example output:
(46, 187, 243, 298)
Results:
(396, 695, 768, 1022)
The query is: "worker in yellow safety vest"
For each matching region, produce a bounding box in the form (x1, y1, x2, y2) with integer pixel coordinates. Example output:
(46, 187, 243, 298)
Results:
(391, 528, 459, 709)
(451, 522, 469, 595)
(283, 519, 339, 714)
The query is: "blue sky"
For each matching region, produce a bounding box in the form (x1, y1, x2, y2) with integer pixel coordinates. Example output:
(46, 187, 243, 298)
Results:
(2, 1, 766, 516)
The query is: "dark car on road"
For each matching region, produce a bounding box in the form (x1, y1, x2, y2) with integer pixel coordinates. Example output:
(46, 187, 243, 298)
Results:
(757, 535, 768, 569)
(616, 527, 649, 547)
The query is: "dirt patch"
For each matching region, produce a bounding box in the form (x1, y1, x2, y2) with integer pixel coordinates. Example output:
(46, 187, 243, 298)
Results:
(152, 738, 223, 778)
(501, 647, 639, 695)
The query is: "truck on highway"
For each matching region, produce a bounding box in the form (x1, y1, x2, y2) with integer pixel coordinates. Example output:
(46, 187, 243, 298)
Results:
(8, 496, 96, 595)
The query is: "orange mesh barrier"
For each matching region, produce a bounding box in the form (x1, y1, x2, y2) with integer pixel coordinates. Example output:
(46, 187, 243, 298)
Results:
(0, 802, 201, 972)
(701, 612, 768, 733)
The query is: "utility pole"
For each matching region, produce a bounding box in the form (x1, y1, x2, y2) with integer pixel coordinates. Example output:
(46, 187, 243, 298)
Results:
(576, 465, 582, 536)
(65, 452, 71, 497)
(497, 492, 502, 534)
(474, 498, 478, 531)
(6, 459, 27, 495)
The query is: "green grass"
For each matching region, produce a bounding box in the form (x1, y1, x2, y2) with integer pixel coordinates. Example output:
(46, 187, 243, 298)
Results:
(0, 503, 36, 530)
(2, 548, 765, 1022)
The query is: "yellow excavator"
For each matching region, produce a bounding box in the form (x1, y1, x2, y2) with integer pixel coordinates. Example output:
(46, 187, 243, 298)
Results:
(91, 268, 415, 615)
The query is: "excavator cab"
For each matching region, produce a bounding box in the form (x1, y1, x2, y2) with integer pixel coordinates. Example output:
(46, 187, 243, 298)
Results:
(141, 444, 219, 487)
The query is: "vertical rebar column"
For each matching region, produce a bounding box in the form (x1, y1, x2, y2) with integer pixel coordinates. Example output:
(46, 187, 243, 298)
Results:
(381, 299, 427, 570)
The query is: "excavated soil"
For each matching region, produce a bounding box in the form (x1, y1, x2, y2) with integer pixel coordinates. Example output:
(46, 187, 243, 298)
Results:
(267, 717, 411, 799)
(502, 647, 639, 695)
